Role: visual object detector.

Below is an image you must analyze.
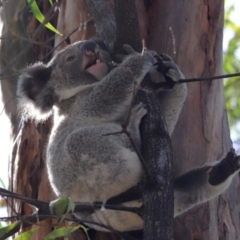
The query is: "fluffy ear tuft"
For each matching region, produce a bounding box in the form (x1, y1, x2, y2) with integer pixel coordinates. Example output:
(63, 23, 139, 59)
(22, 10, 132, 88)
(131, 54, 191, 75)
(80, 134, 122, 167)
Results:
(17, 63, 55, 122)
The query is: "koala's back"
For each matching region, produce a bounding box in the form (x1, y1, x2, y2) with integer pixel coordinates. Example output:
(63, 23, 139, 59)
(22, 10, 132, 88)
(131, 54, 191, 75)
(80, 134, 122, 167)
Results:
(47, 120, 143, 203)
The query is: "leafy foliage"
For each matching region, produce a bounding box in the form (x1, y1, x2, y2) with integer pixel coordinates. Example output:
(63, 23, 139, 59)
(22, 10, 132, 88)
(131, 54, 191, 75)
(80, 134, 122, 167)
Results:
(0, 194, 90, 239)
(44, 226, 80, 240)
(0, 222, 20, 239)
(50, 197, 75, 221)
(26, 0, 62, 35)
(15, 228, 39, 240)
(224, 4, 240, 128)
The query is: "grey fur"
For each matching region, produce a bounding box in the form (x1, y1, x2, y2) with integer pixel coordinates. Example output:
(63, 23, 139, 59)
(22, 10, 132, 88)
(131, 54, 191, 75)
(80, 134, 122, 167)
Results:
(17, 40, 240, 232)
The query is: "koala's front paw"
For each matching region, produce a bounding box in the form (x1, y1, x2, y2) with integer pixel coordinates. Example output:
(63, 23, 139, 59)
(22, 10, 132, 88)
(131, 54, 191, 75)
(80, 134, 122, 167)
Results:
(208, 149, 240, 186)
(118, 45, 158, 80)
(123, 44, 138, 55)
(131, 103, 147, 120)
(155, 54, 184, 89)
(128, 103, 147, 130)
(142, 50, 158, 67)
(115, 44, 138, 62)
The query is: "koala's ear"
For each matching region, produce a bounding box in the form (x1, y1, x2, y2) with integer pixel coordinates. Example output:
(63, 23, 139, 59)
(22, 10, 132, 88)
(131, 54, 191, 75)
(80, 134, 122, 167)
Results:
(17, 63, 56, 121)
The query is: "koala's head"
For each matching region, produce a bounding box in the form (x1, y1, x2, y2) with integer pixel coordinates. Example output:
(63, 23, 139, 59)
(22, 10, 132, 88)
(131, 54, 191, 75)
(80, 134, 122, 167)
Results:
(17, 40, 112, 121)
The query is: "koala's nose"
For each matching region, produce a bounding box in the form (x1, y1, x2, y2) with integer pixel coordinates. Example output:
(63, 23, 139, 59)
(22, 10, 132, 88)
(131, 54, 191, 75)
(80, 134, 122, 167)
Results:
(79, 41, 100, 56)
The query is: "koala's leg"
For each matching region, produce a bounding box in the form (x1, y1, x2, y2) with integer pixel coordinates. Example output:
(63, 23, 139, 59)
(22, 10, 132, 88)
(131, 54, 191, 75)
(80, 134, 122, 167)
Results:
(174, 149, 240, 217)
(156, 54, 187, 135)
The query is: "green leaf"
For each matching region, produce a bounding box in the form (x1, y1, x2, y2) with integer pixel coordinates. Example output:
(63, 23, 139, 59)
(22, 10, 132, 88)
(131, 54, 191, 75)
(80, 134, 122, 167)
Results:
(27, 0, 62, 35)
(44, 227, 79, 240)
(49, 0, 53, 6)
(49, 197, 69, 220)
(0, 222, 20, 238)
(66, 197, 75, 213)
(14, 228, 38, 240)
(50, 197, 76, 221)
(223, 3, 240, 127)
(0, 222, 6, 229)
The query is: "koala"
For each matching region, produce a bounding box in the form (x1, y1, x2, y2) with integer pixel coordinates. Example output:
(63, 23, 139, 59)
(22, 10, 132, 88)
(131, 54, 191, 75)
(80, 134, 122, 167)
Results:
(17, 40, 240, 232)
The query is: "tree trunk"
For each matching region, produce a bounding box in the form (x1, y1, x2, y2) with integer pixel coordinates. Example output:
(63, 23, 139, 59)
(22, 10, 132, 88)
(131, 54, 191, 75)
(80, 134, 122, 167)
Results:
(145, 1, 239, 239)
(1, 0, 239, 239)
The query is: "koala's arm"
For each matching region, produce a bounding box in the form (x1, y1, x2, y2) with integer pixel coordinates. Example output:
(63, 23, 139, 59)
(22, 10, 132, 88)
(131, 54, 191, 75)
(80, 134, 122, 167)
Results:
(174, 149, 240, 217)
(83, 47, 156, 120)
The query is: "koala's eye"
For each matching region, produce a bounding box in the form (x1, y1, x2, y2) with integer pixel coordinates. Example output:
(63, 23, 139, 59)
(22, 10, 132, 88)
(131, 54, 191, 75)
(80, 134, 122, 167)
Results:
(66, 56, 76, 62)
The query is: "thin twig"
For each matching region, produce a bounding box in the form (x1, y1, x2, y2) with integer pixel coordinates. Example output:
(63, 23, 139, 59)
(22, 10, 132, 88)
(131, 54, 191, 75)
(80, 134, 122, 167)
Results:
(0, 187, 140, 215)
(179, 72, 240, 82)
(153, 72, 240, 90)
(40, 25, 82, 61)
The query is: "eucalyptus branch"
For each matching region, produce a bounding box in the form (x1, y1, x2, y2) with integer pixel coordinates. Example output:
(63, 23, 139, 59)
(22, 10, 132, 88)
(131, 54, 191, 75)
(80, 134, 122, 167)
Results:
(0, 187, 142, 239)
(0, 187, 140, 215)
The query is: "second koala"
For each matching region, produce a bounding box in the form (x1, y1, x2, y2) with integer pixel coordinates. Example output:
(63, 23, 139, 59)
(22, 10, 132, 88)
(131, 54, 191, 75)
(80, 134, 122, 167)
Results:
(17, 40, 240, 232)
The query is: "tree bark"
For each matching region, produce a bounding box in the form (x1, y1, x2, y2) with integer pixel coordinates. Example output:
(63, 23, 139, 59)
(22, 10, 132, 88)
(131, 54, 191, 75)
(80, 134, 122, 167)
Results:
(143, 1, 240, 239)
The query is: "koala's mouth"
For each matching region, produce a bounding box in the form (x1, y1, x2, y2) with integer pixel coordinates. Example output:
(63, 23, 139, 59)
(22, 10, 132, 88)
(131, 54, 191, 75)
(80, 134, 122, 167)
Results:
(84, 57, 108, 80)
(84, 58, 102, 70)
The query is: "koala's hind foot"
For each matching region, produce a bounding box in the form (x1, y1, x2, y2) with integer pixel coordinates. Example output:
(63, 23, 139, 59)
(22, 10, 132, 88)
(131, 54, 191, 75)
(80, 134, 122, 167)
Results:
(207, 149, 240, 186)
(174, 149, 240, 217)
(155, 54, 184, 89)
(128, 103, 147, 129)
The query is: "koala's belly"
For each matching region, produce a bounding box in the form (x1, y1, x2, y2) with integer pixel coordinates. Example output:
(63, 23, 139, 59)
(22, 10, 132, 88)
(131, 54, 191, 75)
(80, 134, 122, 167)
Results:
(46, 123, 143, 204)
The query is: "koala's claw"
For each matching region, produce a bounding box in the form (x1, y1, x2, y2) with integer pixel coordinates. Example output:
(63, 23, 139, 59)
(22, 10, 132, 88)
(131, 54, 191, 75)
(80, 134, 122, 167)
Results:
(131, 103, 147, 120)
(208, 148, 240, 186)
(155, 54, 176, 74)
(234, 156, 240, 170)
(128, 103, 147, 130)
(154, 53, 183, 89)
(225, 148, 240, 172)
